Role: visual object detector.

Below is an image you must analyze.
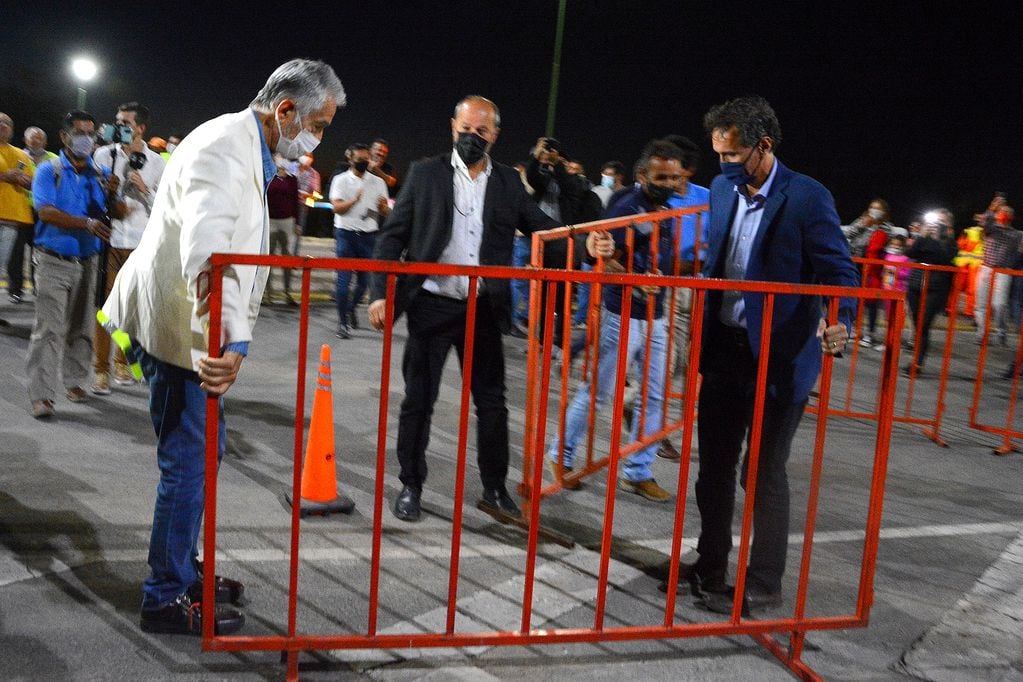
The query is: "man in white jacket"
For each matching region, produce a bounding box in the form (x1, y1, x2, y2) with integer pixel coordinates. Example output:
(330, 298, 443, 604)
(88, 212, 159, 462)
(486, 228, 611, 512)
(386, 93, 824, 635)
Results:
(103, 59, 345, 636)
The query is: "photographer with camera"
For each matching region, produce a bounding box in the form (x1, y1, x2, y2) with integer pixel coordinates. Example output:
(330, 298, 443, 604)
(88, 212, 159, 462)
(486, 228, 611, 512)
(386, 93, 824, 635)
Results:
(27, 110, 126, 418)
(90, 102, 165, 394)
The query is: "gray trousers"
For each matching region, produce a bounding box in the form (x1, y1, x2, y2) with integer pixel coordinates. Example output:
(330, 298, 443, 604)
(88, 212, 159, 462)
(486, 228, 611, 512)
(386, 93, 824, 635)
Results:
(26, 251, 97, 401)
(0, 221, 20, 288)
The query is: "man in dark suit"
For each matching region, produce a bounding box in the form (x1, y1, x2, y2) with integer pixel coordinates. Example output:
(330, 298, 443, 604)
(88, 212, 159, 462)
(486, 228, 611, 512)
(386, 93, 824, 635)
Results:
(368, 95, 611, 522)
(676, 96, 859, 614)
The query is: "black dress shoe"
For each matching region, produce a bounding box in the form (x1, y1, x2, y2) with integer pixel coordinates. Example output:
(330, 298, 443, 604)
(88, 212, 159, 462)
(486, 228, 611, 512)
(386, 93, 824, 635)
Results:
(480, 487, 520, 516)
(658, 557, 728, 598)
(194, 561, 245, 604)
(698, 585, 783, 617)
(348, 310, 359, 330)
(393, 484, 422, 522)
(140, 590, 244, 635)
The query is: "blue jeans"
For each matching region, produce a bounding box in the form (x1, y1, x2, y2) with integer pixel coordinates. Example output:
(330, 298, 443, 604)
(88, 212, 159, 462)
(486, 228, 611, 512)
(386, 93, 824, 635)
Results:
(510, 234, 530, 326)
(572, 262, 593, 326)
(139, 350, 225, 609)
(550, 310, 667, 482)
(335, 229, 377, 324)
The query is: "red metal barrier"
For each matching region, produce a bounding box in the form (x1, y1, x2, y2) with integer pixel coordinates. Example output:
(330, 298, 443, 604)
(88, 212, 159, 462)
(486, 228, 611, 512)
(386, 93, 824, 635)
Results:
(969, 265, 1023, 455)
(199, 251, 901, 681)
(832, 257, 963, 447)
(526, 207, 706, 496)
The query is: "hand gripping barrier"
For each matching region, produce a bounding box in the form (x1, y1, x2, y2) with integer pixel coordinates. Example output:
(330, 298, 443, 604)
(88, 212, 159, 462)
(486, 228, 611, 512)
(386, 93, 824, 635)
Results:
(197, 246, 902, 681)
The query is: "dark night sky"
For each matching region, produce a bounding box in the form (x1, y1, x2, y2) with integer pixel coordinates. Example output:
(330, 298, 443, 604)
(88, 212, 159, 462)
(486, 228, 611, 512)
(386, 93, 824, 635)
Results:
(3, 1, 1021, 228)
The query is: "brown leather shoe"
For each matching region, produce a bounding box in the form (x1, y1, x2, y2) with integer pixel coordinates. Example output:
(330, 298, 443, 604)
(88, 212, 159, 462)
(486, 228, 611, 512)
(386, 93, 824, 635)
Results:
(617, 477, 671, 502)
(656, 438, 682, 461)
(548, 458, 580, 490)
(66, 386, 89, 403)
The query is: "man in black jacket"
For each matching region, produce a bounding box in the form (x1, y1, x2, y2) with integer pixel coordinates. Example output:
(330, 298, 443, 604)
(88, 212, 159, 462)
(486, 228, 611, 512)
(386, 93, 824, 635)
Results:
(368, 95, 611, 522)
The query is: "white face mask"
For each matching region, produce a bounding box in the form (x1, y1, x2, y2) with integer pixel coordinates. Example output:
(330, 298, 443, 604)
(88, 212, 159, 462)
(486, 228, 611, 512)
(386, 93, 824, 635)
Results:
(276, 109, 320, 161)
(166, 143, 177, 153)
(868, 207, 885, 220)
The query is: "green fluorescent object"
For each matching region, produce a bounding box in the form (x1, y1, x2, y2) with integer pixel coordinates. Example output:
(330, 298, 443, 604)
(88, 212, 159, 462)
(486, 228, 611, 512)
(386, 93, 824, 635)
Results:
(96, 310, 144, 381)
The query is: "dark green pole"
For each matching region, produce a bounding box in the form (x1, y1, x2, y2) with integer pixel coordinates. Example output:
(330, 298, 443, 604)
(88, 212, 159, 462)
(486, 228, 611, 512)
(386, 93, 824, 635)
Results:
(545, 0, 567, 138)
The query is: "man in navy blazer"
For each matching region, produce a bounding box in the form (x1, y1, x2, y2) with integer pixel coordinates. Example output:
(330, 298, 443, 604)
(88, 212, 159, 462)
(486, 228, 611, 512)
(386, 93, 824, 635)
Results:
(679, 96, 859, 614)
(368, 95, 612, 523)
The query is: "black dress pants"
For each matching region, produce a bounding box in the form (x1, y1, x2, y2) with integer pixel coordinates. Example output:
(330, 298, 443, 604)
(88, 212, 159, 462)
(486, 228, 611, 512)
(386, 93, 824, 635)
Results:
(906, 284, 949, 367)
(694, 329, 807, 594)
(396, 290, 510, 490)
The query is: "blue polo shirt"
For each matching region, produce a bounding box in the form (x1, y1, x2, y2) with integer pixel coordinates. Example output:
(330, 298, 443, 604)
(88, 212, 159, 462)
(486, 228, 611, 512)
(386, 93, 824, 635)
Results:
(604, 186, 677, 320)
(667, 182, 710, 262)
(32, 151, 110, 258)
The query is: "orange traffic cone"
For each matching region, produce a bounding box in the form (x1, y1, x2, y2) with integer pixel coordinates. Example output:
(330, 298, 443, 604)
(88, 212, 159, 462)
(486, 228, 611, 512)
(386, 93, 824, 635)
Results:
(285, 344, 355, 517)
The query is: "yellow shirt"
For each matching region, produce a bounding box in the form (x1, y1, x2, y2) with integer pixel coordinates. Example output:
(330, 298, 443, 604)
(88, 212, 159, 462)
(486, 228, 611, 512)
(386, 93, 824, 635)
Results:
(0, 144, 34, 224)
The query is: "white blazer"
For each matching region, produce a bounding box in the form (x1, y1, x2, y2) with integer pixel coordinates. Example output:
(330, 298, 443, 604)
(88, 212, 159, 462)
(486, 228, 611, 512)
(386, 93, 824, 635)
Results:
(103, 109, 270, 371)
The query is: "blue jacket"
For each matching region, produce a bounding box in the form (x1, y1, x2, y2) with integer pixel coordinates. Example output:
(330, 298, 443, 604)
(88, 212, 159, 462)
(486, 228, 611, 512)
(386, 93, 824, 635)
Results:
(701, 160, 859, 403)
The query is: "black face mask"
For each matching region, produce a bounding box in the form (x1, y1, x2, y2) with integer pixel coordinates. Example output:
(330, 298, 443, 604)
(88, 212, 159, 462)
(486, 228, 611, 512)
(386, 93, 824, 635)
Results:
(644, 183, 674, 206)
(455, 131, 488, 165)
(353, 160, 370, 173)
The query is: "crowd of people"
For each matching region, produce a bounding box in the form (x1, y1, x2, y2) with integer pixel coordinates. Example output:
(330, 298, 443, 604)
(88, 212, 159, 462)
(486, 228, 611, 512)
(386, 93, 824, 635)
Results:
(0, 57, 1012, 639)
(841, 194, 1020, 376)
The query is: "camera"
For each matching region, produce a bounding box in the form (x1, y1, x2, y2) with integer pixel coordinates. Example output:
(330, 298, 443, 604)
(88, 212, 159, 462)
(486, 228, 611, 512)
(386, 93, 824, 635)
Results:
(128, 151, 147, 170)
(543, 137, 561, 153)
(97, 122, 134, 145)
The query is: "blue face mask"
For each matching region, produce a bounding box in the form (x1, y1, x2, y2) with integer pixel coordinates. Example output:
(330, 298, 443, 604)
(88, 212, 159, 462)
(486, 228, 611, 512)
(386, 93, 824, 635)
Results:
(600, 174, 615, 188)
(719, 144, 761, 188)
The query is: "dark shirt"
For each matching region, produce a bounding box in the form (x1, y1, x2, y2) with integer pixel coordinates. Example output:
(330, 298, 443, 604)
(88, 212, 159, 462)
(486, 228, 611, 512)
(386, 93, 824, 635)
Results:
(906, 235, 957, 290)
(602, 186, 676, 320)
(267, 173, 299, 220)
(981, 212, 1022, 268)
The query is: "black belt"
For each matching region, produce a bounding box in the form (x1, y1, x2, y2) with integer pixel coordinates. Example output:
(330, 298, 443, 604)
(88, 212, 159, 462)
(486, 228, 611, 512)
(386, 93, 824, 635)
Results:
(36, 245, 90, 264)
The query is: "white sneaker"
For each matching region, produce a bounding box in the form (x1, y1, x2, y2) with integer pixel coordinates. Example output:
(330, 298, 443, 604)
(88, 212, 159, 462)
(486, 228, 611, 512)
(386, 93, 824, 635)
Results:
(113, 365, 135, 385)
(858, 336, 873, 348)
(90, 373, 111, 395)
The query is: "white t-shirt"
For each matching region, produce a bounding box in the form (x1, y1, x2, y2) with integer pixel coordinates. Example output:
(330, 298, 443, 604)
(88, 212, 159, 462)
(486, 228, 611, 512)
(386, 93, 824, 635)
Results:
(329, 169, 388, 232)
(93, 144, 166, 249)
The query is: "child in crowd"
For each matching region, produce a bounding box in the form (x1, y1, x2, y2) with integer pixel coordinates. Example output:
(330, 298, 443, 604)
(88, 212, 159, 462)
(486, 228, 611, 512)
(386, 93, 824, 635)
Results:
(878, 234, 910, 350)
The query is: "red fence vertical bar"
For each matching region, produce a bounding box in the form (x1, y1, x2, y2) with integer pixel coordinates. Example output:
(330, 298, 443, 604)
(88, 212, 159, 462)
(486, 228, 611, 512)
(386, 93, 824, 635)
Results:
(856, 297, 904, 620)
(202, 264, 224, 645)
(789, 297, 840, 661)
(367, 273, 397, 636)
(729, 293, 775, 622)
(445, 276, 479, 633)
(662, 287, 705, 623)
(521, 281, 559, 632)
(593, 280, 634, 631)
(284, 265, 313, 678)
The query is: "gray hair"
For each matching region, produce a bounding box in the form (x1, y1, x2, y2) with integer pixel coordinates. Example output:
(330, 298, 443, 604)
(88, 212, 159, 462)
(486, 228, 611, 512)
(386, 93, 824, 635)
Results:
(250, 59, 347, 115)
(453, 95, 501, 128)
(24, 126, 47, 141)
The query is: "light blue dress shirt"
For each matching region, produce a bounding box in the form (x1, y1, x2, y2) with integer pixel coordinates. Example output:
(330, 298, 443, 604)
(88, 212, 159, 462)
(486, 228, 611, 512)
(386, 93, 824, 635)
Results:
(719, 159, 779, 329)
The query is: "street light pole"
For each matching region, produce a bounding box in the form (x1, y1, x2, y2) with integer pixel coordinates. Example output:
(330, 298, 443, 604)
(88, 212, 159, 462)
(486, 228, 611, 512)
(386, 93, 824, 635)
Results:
(77, 87, 87, 110)
(545, 0, 568, 138)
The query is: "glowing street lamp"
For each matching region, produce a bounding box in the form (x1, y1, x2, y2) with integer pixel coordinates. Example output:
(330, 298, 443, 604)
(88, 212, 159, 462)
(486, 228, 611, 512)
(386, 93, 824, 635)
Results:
(70, 57, 98, 110)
